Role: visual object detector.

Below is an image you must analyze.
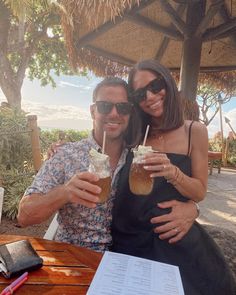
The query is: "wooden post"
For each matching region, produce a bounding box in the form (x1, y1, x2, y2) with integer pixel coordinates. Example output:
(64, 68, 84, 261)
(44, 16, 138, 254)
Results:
(224, 137, 229, 167)
(179, 1, 206, 101)
(218, 97, 226, 166)
(27, 115, 42, 172)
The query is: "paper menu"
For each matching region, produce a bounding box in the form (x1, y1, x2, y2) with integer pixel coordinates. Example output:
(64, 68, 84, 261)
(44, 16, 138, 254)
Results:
(87, 251, 185, 295)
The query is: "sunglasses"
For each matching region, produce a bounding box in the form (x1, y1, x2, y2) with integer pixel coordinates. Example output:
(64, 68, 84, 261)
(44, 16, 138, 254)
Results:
(130, 77, 166, 104)
(95, 101, 133, 115)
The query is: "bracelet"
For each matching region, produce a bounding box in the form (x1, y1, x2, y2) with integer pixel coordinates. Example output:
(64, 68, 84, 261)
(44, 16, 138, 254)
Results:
(191, 200, 200, 217)
(166, 166, 184, 186)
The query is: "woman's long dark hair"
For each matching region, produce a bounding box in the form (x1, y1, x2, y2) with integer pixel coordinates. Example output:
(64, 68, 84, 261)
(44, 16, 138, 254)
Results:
(128, 59, 184, 137)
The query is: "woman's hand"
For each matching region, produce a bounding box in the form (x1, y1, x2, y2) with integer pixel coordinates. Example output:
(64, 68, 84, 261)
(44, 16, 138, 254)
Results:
(150, 200, 198, 243)
(142, 152, 177, 180)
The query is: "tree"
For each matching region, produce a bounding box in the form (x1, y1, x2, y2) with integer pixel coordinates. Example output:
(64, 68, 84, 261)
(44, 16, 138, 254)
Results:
(177, 70, 236, 124)
(197, 84, 234, 126)
(0, 0, 83, 109)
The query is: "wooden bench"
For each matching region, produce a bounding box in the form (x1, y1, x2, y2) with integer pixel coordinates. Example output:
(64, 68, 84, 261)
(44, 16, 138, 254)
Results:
(208, 151, 222, 175)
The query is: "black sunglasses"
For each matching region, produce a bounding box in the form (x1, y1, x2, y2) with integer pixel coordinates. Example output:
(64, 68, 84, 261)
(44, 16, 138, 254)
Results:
(130, 77, 166, 104)
(95, 101, 133, 115)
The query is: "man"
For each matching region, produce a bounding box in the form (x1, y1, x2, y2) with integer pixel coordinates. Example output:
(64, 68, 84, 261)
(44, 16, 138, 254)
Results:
(18, 77, 198, 251)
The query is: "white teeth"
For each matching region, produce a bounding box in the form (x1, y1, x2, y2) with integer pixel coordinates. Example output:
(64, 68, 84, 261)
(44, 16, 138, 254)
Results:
(106, 122, 120, 126)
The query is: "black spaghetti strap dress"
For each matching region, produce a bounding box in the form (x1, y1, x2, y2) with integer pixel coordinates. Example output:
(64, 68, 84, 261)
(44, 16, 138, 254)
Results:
(111, 126, 236, 295)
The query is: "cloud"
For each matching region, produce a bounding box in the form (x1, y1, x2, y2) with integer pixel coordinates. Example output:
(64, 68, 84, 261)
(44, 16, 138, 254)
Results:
(20, 100, 236, 137)
(39, 118, 92, 131)
(22, 100, 92, 131)
(1, 92, 236, 137)
(58, 81, 92, 90)
(207, 107, 236, 138)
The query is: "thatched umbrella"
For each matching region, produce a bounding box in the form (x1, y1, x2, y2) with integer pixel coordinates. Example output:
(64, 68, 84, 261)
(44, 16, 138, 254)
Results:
(58, 0, 236, 101)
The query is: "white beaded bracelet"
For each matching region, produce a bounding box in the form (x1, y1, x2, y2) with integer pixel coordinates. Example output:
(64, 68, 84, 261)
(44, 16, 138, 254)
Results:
(193, 201, 200, 217)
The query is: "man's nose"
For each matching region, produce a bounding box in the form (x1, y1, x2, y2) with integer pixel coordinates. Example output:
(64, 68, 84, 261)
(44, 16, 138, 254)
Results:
(108, 105, 119, 116)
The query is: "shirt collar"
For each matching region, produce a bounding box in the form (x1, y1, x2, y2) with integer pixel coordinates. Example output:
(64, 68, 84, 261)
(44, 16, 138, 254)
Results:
(88, 131, 101, 152)
(88, 130, 129, 153)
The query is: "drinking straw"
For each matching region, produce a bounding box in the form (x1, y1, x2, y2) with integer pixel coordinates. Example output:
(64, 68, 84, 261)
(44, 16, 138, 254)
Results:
(102, 131, 106, 154)
(11, 276, 28, 294)
(0, 272, 28, 295)
(142, 125, 150, 146)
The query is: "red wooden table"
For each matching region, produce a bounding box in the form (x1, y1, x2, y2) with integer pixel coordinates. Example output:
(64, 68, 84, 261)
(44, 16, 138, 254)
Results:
(0, 235, 102, 294)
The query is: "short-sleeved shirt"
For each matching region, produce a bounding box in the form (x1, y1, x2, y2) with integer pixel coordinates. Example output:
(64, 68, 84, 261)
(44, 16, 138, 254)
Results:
(25, 134, 128, 252)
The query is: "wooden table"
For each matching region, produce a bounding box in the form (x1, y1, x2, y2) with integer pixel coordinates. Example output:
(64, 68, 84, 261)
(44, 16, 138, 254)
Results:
(0, 235, 102, 294)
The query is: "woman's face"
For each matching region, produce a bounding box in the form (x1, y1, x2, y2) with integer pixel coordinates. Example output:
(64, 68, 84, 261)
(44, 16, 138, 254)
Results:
(132, 70, 166, 118)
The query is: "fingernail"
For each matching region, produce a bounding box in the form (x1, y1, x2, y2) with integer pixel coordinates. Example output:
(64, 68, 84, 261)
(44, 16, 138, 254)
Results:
(143, 165, 148, 169)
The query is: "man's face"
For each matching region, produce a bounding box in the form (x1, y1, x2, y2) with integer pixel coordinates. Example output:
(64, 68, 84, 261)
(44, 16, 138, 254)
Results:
(91, 85, 130, 145)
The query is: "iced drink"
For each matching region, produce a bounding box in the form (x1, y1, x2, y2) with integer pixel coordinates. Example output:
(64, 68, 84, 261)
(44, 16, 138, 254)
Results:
(129, 145, 154, 195)
(89, 148, 111, 203)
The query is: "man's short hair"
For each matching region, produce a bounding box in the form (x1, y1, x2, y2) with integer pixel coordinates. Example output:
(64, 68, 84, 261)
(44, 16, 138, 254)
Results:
(93, 77, 128, 102)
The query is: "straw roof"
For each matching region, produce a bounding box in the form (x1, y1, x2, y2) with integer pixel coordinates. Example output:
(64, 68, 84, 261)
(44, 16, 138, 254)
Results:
(58, 0, 236, 88)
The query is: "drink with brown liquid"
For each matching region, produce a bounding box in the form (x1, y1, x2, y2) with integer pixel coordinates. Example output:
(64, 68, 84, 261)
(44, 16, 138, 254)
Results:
(129, 145, 154, 195)
(89, 148, 111, 203)
(96, 176, 111, 203)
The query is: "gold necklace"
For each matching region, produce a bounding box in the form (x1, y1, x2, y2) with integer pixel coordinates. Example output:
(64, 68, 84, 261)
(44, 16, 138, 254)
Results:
(149, 127, 164, 140)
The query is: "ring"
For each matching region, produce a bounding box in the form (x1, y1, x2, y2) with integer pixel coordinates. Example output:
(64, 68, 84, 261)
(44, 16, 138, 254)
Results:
(163, 164, 166, 170)
(174, 228, 179, 233)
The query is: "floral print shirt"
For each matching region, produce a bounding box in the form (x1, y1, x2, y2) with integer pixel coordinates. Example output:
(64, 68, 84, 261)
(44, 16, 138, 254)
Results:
(25, 133, 128, 252)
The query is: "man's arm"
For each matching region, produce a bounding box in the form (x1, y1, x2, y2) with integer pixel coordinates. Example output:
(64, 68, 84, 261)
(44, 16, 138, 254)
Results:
(18, 172, 101, 227)
(150, 200, 199, 243)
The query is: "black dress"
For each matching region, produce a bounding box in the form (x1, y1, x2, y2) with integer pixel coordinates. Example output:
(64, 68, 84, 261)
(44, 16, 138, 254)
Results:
(111, 151, 236, 295)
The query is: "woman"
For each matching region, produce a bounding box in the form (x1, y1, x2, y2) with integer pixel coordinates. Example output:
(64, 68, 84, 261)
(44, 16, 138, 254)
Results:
(111, 59, 236, 294)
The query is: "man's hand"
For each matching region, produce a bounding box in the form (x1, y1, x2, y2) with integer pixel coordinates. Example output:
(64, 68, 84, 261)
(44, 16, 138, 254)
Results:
(64, 171, 101, 208)
(150, 200, 198, 244)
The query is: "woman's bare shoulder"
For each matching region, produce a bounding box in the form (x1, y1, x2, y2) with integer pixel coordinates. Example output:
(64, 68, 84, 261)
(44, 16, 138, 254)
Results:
(184, 121, 208, 150)
(184, 120, 208, 135)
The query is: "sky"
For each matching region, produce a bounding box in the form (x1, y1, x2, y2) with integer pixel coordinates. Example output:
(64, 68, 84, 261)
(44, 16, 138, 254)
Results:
(0, 73, 236, 139)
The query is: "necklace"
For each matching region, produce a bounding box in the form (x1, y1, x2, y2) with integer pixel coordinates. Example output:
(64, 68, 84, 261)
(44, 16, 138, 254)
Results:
(149, 127, 164, 140)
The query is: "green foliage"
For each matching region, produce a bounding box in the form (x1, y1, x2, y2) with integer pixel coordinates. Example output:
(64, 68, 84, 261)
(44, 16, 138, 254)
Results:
(40, 129, 89, 156)
(8, 5, 73, 87)
(197, 84, 232, 126)
(27, 23, 74, 88)
(0, 107, 35, 219)
(228, 140, 236, 166)
(209, 136, 236, 167)
(0, 0, 88, 108)
(209, 137, 222, 152)
(0, 108, 88, 219)
(1, 167, 34, 220)
(0, 107, 33, 169)
(3, 0, 50, 20)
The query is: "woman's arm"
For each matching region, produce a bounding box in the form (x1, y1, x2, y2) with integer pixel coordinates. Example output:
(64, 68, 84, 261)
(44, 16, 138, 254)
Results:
(143, 122, 209, 202)
(169, 122, 208, 202)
